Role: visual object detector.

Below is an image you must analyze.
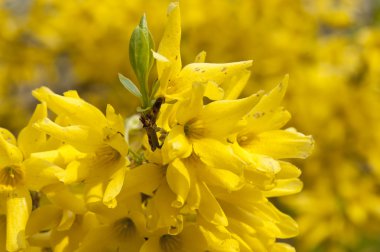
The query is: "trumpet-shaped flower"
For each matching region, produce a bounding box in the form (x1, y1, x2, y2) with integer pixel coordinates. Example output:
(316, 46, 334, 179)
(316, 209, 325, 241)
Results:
(32, 87, 130, 208)
(0, 103, 65, 252)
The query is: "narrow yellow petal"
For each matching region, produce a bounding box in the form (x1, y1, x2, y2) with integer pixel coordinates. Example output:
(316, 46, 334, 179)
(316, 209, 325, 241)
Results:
(271, 243, 296, 252)
(0, 128, 16, 145)
(139, 236, 161, 252)
(161, 125, 192, 164)
(243, 129, 314, 159)
(223, 70, 251, 100)
(32, 87, 107, 127)
(198, 181, 228, 226)
(276, 161, 302, 179)
(249, 74, 289, 114)
(243, 107, 291, 134)
(166, 159, 190, 208)
(194, 51, 207, 63)
(61, 160, 89, 184)
(198, 92, 263, 137)
(177, 82, 206, 124)
(198, 166, 243, 191)
(122, 163, 164, 197)
(18, 103, 47, 157)
(26, 205, 61, 236)
(34, 118, 102, 152)
(56, 209, 75, 231)
(0, 130, 23, 166)
(198, 220, 239, 252)
(43, 183, 87, 214)
(170, 61, 252, 97)
(157, 2, 181, 79)
(193, 138, 244, 175)
(263, 178, 303, 197)
(24, 158, 65, 191)
(6, 187, 31, 252)
(204, 81, 224, 100)
(146, 181, 183, 235)
(103, 165, 127, 208)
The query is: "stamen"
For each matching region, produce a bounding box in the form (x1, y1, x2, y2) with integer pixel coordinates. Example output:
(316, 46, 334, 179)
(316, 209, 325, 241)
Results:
(112, 217, 137, 239)
(0, 164, 24, 189)
(184, 119, 204, 139)
(159, 234, 182, 252)
(94, 145, 121, 167)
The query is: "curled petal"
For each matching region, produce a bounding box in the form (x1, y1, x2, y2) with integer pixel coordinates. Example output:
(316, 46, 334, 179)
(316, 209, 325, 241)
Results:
(166, 159, 190, 208)
(242, 129, 314, 159)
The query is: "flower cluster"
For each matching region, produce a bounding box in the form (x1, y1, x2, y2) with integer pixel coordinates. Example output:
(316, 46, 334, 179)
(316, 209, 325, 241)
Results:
(0, 3, 314, 252)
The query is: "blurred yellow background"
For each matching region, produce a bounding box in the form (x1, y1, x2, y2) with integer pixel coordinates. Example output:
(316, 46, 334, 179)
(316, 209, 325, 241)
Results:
(1, 0, 380, 251)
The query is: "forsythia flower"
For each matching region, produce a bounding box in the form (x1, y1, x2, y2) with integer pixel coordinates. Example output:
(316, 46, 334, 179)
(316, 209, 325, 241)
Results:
(32, 87, 130, 208)
(0, 103, 65, 251)
(0, 2, 314, 252)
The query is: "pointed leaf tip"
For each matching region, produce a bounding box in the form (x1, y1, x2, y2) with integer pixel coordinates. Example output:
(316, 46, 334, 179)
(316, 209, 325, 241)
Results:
(118, 73, 142, 98)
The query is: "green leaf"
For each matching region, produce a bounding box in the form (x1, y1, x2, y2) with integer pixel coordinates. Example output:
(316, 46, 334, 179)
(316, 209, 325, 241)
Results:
(118, 73, 142, 98)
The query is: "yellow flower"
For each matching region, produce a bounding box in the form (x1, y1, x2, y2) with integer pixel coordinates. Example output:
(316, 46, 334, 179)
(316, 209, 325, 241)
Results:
(32, 87, 129, 208)
(0, 103, 64, 252)
(154, 2, 252, 101)
(76, 194, 147, 252)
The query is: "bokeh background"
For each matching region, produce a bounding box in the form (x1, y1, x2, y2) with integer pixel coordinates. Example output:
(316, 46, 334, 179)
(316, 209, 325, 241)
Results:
(1, 0, 380, 251)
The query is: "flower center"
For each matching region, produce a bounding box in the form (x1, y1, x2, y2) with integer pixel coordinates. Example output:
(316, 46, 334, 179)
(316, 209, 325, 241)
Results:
(112, 217, 137, 239)
(184, 119, 204, 139)
(159, 234, 182, 252)
(0, 164, 24, 190)
(94, 145, 121, 167)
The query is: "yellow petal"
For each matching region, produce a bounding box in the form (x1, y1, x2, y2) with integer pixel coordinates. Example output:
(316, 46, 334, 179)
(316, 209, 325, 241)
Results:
(26, 205, 61, 235)
(157, 2, 181, 79)
(166, 159, 190, 208)
(32, 87, 107, 127)
(139, 236, 161, 252)
(198, 181, 228, 226)
(243, 107, 291, 134)
(24, 158, 65, 191)
(198, 92, 263, 137)
(0, 128, 16, 145)
(198, 219, 239, 252)
(194, 51, 206, 63)
(121, 163, 164, 197)
(243, 129, 314, 159)
(61, 160, 89, 184)
(18, 103, 47, 157)
(193, 138, 244, 175)
(263, 178, 303, 197)
(103, 165, 127, 208)
(177, 82, 206, 124)
(249, 74, 289, 114)
(34, 118, 102, 152)
(276, 161, 301, 179)
(146, 181, 183, 235)
(0, 129, 23, 166)
(105, 104, 125, 135)
(271, 243, 295, 252)
(198, 166, 243, 192)
(6, 187, 31, 252)
(75, 226, 112, 252)
(56, 209, 75, 231)
(43, 183, 87, 214)
(161, 125, 192, 164)
(223, 70, 251, 100)
(205, 81, 224, 100)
